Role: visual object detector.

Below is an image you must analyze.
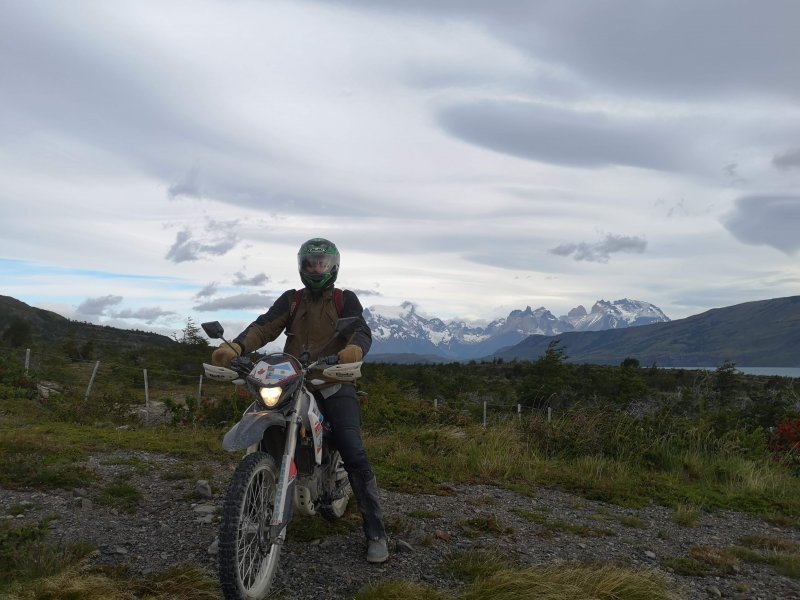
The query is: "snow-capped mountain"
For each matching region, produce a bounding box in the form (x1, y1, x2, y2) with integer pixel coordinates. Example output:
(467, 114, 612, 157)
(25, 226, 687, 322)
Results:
(363, 299, 670, 360)
(562, 299, 670, 331)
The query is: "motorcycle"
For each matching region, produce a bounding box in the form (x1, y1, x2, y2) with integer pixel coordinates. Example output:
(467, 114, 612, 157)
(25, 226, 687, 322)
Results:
(201, 318, 363, 600)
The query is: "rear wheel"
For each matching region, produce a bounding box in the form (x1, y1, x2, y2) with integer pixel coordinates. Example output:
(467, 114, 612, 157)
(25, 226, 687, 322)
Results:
(218, 452, 283, 600)
(319, 449, 351, 521)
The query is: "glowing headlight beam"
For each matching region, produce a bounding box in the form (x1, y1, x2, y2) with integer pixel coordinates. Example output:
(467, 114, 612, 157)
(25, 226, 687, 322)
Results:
(259, 386, 283, 408)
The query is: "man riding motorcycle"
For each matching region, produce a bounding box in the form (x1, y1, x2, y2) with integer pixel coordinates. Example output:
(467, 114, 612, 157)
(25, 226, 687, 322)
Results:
(211, 238, 389, 564)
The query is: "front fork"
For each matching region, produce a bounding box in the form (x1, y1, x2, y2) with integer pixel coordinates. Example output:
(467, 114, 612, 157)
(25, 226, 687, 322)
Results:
(267, 393, 304, 542)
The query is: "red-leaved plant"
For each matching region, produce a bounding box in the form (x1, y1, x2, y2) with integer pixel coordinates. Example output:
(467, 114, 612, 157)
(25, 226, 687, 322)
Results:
(770, 419, 800, 474)
(771, 419, 800, 454)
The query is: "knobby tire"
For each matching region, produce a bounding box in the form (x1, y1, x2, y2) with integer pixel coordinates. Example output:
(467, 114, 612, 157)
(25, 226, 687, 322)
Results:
(218, 452, 282, 600)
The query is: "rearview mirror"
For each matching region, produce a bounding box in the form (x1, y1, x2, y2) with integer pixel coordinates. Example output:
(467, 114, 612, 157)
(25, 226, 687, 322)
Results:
(201, 321, 225, 339)
(335, 317, 360, 337)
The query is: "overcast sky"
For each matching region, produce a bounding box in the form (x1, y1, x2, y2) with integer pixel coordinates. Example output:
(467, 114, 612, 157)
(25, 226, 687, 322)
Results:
(2, 0, 799, 342)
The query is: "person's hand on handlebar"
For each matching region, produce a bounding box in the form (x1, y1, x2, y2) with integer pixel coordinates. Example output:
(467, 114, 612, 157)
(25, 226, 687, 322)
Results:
(211, 342, 242, 368)
(337, 344, 363, 364)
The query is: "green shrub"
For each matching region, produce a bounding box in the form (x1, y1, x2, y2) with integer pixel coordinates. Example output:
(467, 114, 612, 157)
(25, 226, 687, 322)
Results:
(0, 519, 94, 588)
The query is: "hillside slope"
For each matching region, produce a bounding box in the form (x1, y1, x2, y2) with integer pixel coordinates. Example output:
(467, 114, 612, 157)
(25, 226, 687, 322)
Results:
(0, 295, 176, 349)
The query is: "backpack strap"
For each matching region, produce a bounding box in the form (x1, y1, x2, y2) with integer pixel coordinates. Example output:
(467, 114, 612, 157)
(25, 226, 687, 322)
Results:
(289, 289, 303, 320)
(333, 288, 344, 317)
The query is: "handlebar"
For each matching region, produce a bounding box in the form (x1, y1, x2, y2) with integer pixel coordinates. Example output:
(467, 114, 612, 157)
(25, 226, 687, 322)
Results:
(231, 354, 337, 374)
(308, 355, 339, 369)
(230, 356, 255, 375)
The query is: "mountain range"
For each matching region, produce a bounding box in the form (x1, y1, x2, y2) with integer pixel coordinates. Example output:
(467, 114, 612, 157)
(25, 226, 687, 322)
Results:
(365, 299, 669, 360)
(3, 294, 797, 368)
(490, 295, 800, 368)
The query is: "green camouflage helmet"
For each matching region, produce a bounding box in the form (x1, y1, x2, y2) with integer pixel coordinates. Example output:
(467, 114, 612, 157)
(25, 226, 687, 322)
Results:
(297, 238, 340, 290)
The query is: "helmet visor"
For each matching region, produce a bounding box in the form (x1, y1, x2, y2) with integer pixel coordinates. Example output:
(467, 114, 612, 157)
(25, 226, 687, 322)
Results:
(300, 255, 336, 274)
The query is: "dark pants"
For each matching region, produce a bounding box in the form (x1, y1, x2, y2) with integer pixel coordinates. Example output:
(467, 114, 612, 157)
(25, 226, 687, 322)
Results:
(316, 384, 386, 540)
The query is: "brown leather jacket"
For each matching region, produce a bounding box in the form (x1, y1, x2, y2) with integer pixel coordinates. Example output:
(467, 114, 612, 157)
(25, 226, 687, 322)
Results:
(233, 287, 372, 362)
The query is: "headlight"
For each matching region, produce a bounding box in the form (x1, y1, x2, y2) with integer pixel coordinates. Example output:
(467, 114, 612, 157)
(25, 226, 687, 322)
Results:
(259, 386, 283, 408)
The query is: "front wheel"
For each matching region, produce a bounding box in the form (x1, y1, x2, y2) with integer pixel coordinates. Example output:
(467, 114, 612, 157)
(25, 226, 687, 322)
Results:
(218, 452, 283, 600)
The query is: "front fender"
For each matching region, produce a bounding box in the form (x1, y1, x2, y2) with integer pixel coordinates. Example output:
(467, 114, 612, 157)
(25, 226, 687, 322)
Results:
(223, 410, 287, 451)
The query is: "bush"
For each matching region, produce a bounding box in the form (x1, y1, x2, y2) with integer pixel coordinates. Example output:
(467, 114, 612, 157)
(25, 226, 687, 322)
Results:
(770, 419, 800, 474)
(771, 419, 800, 454)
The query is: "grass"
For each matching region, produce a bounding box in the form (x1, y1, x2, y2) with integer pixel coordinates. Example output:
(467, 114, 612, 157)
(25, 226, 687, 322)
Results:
(96, 475, 143, 513)
(660, 556, 712, 576)
(513, 508, 617, 538)
(0, 519, 95, 592)
(0, 422, 230, 491)
(728, 534, 800, 579)
(5, 563, 220, 600)
(616, 515, 648, 529)
(459, 515, 513, 538)
(739, 534, 800, 553)
(367, 417, 800, 521)
(440, 548, 516, 582)
(362, 552, 681, 600)
(459, 563, 678, 600)
(671, 503, 702, 527)
(7, 503, 34, 517)
(664, 537, 800, 581)
(1, 513, 218, 599)
(355, 581, 450, 600)
(687, 545, 740, 574)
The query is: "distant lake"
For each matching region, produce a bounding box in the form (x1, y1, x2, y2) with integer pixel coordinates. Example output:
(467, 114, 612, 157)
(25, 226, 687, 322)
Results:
(668, 366, 800, 378)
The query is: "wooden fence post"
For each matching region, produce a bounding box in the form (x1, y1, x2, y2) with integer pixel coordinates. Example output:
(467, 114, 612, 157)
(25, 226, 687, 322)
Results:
(143, 369, 150, 424)
(84, 361, 100, 401)
(198, 374, 203, 402)
(482, 401, 487, 427)
(24, 348, 30, 376)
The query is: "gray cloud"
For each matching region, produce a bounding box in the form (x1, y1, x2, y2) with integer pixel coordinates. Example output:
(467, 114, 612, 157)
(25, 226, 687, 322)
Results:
(168, 167, 203, 200)
(233, 272, 270, 286)
(438, 101, 685, 171)
(350, 288, 382, 297)
(165, 221, 240, 263)
(193, 293, 275, 312)
(112, 307, 175, 323)
(550, 234, 647, 263)
(319, 1, 800, 100)
(773, 148, 800, 171)
(723, 196, 800, 255)
(195, 282, 219, 298)
(76, 295, 123, 316)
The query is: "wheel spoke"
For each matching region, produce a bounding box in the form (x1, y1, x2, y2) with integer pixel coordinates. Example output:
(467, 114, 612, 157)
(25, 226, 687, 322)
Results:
(235, 466, 277, 590)
(219, 452, 284, 600)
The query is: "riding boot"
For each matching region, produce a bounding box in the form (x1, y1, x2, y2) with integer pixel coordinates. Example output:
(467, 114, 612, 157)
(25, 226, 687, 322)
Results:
(348, 471, 388, 563)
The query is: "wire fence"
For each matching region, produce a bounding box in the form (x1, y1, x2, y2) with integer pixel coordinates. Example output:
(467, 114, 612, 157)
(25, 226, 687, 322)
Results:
(425, 396, 555, 427)
(7, 346, 563, 428)
(5, 345, 235, 421)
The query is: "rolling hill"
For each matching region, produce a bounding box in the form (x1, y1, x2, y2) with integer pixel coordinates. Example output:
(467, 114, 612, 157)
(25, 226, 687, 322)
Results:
(0, 295, 176, 350)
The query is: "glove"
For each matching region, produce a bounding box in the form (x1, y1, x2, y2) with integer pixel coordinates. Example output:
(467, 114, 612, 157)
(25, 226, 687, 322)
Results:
(337, 344, 363, 364)
(211, 342, 242, 368)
